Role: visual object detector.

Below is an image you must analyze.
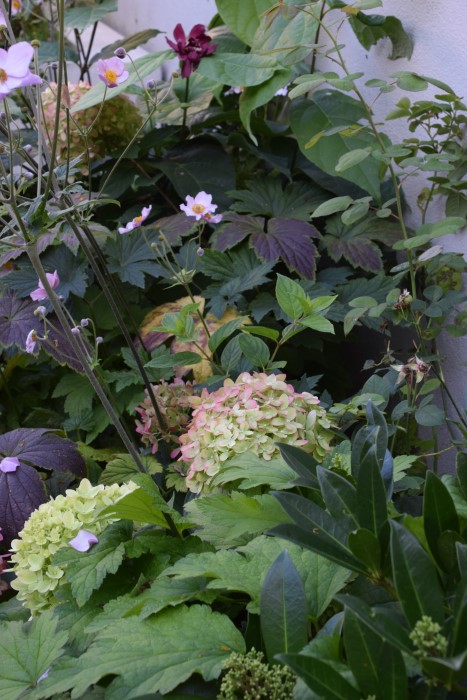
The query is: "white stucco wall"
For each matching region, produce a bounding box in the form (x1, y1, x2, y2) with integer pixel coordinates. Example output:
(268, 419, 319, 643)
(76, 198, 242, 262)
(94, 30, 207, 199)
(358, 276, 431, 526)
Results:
(104, 1, 466, 461)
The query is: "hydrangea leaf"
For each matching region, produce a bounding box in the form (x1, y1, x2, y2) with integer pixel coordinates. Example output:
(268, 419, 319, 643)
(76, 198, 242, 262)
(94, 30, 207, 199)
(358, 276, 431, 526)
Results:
(0, 290, 37, 348)
(198, 52, 279, 88)
(31, 605, 245, 700)
(211, 451, 297, 491)
(250, 0, 319, 65)
(0, 464, 47, 550)
(216, 0, 271, 45)
(252, 218, 320, 279)
(185, 491, 291, 547)
(0, 611, 68, 700)
(53, 521, 132, 608)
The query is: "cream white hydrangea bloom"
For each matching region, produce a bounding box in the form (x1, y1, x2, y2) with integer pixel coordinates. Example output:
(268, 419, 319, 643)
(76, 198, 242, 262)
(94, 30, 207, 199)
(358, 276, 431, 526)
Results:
(10, 479, 137, 615)
(178, 372, 333, 493)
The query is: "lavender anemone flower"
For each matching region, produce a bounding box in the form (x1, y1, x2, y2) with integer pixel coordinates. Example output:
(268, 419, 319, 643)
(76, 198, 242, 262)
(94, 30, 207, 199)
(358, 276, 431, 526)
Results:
(25, 329, 39, 354)
(118, 205, 152, 234)
(166, 24, 217, 78)
(97, 57, 129, 88)
(68, 530, 99, 552)
(30, 270, 60, 301)
(180, 191, 218, 221)
(0, 42, 42, 99)
(0, 456, 20, 473)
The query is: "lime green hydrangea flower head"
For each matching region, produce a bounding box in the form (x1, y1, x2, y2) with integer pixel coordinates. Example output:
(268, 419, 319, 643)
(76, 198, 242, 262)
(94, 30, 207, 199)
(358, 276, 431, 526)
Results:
(178, 372, 333, 493)
(41, 82, 142, 174)
(10, 479, 137, 615)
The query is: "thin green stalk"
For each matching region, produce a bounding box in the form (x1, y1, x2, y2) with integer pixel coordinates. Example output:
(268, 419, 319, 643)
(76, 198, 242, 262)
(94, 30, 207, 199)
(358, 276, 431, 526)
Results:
(27, 242, 147, 472)
(42, 0, 65, 204)
(182, 75, 190, 128)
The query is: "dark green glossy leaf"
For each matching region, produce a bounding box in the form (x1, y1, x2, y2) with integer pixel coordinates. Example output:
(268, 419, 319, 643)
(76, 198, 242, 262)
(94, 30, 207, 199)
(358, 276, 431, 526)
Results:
(276, 443, 319, 489)
(421, 650, 467, 686)
(356, 447, 388, 536)
(344, 608, 383, 696)
(348, 528, 381, 574)
(456, 542, 467, 577)
(423, 471, 460, 569)
(271, 492, 367, 574)
(279, 653, 360, 700)
(450, 575, 467, 656)
(457, 452, 467, 500)
(336, 594, 413, 654)
(260, 551, 308, 664)
(390, 521, 444, 626)
(317, 467, 358, 527)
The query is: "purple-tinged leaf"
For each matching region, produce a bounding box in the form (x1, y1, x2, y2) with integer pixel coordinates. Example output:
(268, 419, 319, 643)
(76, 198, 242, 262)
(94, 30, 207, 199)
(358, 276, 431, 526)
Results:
(324, 235, 382, 273)
(0, 465, 47, 549)
(0, 428, 85, 477)
(0, 291, 38, 349)
(0, 232, 59, 267)
(148, 214, 197, 245)
(215, 213, 264, 251)
(42, 315, 89, 373)
(252, 218, 320, 279)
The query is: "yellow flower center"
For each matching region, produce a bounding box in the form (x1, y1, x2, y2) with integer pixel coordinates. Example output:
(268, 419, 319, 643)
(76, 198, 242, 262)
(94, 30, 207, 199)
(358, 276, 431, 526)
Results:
(104, 69, 118, 84)
(13, 0, 21, 8)
(133, 215, 143, 224)
(0, 69, 7, 83)
(192, 203, 206, 214)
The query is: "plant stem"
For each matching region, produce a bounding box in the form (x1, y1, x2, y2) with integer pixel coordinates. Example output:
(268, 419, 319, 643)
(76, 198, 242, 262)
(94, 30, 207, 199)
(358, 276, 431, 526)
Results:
(27, 242, 147, 473)
(182, 75, 189, 128)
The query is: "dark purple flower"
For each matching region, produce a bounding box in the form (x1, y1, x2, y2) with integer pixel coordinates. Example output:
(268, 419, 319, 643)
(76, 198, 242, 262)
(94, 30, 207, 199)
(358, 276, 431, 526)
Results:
(166, 24, 217, 78)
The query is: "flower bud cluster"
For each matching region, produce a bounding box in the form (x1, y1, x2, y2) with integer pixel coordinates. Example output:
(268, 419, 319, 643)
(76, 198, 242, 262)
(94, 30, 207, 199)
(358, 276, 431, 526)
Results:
(218, 649, 295, 700)
(409, 615, 448, 658)
(10, 479, 137, 614)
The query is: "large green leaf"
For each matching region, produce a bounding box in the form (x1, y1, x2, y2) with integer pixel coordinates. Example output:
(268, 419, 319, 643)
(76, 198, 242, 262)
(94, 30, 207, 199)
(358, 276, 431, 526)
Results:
(317, 466, 358, 527)
(198, 52, 279, 87)
(279, 654, 361, 700)
(65, 0, 117, 32)
(349, 13, 413, 60)
(450, 575, 467, 656)
(290, 92, 383, 200)
(53, 521, 131, 607)
(423, 471, 460, 570)
(336, 594, 413, 654)
(260, 551, 308, 663)
(105, 233, 165, 288)
(389, 521, 444, 627)
(271, 492, 367, 574)
(71, 50, 173, 111)
(344, 607, 408, 699)
(186, 491, 291, 547)
(215, 0, 271, 45)
(239, 68, 292, 142)
(251, 0, 319, 65)
(0, 612, 68, 700)
(31, 605, 245, 699)
(97, 483, 180, 530)
(211, 451, 297, 491)
(356, 447, 388, 537)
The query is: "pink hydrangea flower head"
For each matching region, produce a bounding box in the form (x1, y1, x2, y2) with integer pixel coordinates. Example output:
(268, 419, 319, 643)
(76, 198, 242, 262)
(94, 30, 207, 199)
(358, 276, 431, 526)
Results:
(118, 205, 152, 234)
(68, 530, 98, 552)
(0, 41, 42, 99)
(97, 57, 129, 88)
(30, 270, 60, 301)
(178, 371, 333, 493)
(0, 456, 20, 472)
(135, 378, 196, 453)
(166, 23, 217, 78)
(180, 192, 217, 221)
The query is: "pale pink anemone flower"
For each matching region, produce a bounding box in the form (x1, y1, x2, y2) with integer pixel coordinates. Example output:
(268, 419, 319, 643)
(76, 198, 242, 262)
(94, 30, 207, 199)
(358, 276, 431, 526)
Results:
(0, 42, 42, 99)
(118, 205, 152, 234)
(68, 530, 99, 552)
(25, 329, 39, 354)
(0, 456, 19, 473)
(10, 0, 22, 16)
(180, 192, 219, 222)
(30, 270, 60, 301)
(97, 57, 129, 88)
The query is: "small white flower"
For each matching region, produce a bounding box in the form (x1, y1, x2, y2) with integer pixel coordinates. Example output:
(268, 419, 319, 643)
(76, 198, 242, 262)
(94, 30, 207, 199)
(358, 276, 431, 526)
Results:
(180, 192, 218, 221)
